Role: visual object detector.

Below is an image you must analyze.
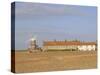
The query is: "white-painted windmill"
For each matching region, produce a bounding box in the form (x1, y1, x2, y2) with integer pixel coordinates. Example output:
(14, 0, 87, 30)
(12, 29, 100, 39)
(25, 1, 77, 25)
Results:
(28, 35, 37, 53)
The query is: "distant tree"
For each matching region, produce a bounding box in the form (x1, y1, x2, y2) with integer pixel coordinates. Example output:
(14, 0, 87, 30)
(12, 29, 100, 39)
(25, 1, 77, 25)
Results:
(54, 39, 56, 42)
(65, 39, 67, 42)
(72, 39, 80, 42)
(96, 40, 97, 43)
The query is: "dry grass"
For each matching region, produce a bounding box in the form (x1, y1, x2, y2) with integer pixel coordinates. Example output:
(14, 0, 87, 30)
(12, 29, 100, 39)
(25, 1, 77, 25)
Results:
(14, 51, 97, 73)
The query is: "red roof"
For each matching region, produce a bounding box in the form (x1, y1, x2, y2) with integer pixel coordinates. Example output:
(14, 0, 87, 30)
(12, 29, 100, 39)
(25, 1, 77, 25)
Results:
(43, 41, 96, 46)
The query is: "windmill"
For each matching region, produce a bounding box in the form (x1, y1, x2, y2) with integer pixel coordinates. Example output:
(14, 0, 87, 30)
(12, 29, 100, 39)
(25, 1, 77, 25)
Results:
(28, 35, 37, 53)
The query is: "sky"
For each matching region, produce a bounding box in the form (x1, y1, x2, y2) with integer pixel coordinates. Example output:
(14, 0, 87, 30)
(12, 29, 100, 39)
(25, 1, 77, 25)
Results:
(14, 2, 97, 50)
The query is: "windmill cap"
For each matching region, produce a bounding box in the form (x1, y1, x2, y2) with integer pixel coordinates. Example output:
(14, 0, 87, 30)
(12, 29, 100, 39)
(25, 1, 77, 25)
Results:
(30, 37, 36, 41)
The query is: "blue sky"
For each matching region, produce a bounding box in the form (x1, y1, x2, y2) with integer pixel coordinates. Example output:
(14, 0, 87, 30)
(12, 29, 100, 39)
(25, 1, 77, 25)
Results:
(14, 2, 97, 50)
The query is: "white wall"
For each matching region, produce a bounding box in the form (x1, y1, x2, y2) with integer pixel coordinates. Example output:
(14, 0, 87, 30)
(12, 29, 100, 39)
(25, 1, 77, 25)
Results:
(43, 45, 96, 51)
(78, 45, 96, 51)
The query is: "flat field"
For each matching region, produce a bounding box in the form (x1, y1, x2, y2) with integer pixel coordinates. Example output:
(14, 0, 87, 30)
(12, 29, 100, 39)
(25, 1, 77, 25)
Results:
(13, 51, 97, 73)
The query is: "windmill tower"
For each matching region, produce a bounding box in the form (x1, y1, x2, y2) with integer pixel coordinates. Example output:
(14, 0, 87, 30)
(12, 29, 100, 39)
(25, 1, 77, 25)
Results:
(28, 36, 37, 52)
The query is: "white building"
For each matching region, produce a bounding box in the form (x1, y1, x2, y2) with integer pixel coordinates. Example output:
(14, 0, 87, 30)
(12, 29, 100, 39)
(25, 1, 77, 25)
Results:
(43, 41, 97, 51)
